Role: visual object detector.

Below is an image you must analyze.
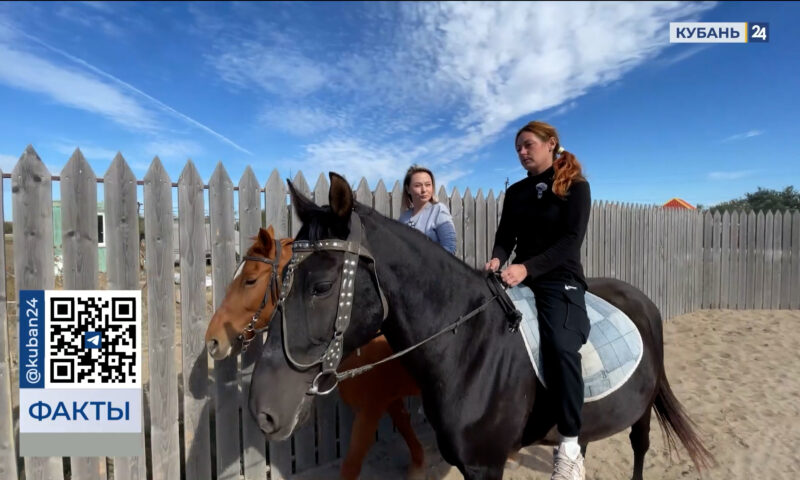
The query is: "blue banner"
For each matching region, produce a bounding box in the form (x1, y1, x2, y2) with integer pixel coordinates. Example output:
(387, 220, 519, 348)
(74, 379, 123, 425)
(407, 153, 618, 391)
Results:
(19, 290, 45, 389)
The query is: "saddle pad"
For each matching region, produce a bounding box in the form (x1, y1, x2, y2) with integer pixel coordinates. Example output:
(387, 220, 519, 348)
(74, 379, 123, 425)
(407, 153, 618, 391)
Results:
(506, 285, 643, 403)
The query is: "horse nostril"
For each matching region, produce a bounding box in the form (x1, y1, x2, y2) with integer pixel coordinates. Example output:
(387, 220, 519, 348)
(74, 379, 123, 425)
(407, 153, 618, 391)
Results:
(258, 411, 278, 435)
(207, 339, 218, 355)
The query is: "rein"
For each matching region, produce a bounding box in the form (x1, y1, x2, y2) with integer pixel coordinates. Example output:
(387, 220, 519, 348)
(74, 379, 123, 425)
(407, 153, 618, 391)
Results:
(276, 211, 522, 396)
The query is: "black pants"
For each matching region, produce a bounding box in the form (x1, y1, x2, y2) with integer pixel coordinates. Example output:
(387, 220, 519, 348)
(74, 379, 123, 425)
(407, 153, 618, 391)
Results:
(528, 279, 590, 437)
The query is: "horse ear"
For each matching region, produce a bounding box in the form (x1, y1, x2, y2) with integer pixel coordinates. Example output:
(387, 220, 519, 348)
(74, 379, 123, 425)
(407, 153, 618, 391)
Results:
(328, 172, 353, 219)
(257, 227, 275, 256)
(288, 179, 322, 224)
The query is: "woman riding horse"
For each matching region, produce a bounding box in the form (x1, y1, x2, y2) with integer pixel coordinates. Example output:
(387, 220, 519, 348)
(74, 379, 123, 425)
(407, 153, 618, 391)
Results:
(248, 173, 713, 480)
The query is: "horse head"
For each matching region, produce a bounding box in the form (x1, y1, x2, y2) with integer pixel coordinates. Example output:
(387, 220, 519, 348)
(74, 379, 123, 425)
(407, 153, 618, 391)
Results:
(205, 225, 293, 359)
(249, 172, 388, 441)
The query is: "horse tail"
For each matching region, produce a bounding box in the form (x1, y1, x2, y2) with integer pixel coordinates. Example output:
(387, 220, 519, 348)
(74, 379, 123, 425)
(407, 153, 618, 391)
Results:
(653, 368, 716, 473)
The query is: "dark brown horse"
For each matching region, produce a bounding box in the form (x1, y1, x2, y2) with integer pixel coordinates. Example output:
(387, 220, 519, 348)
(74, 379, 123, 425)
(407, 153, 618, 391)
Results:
(249, 173, 714, 480)
(205, 226, 425, 479)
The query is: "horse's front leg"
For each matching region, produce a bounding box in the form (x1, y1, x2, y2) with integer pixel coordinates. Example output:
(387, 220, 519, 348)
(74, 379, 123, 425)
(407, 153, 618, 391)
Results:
(386, 399, 425, 479)
(339, 408, 382, 480)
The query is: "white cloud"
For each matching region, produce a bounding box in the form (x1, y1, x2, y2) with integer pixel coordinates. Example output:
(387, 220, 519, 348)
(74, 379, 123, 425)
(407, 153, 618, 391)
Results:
(658, 45, 712, 67)
(145, 139, 203, 162)
(259, 106, 349, 136)
(297, 139, 408, 189)
(203, 2, 717, 188)
(722, 130, 764, 142)
(407, 2, 715, 138)
(211, 45, 329, 97)
(0, 44, 157, 130)
(708, 170, 755, 181)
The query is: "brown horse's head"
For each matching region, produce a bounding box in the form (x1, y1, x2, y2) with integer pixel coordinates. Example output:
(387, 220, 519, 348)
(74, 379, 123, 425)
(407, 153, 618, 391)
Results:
(205, 225, 293, 360)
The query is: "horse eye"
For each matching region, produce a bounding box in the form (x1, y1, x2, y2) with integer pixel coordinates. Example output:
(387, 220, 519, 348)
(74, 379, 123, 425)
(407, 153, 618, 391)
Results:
(312, 281, 333, 295)
(245, 278, 258, 286)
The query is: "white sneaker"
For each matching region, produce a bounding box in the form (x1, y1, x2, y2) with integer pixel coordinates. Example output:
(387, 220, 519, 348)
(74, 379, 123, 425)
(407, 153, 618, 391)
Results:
(551, 444, 585, 480)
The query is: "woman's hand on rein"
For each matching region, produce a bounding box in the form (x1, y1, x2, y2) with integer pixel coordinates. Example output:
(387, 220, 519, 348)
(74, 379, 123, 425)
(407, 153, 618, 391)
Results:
(500, 264, 527, 287)
(485, 258, 501, 272)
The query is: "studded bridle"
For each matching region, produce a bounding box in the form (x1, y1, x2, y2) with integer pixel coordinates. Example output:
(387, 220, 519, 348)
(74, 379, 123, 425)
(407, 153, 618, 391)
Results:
(275, 211, 520, 397)
(234, 238, 283, 352)
(277, 212, 389, 395)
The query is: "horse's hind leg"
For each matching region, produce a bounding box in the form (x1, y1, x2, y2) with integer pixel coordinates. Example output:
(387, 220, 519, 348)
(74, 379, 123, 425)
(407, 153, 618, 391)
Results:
(387, 398, 425, 479)
(630, 407, 652, 480)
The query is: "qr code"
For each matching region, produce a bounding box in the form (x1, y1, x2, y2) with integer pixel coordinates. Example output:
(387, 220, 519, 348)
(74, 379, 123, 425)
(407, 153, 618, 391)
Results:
(47, 292, 140, 387)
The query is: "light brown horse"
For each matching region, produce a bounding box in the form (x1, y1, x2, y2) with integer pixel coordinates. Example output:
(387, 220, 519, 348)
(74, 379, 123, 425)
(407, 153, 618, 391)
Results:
(205, 226, 425, 479)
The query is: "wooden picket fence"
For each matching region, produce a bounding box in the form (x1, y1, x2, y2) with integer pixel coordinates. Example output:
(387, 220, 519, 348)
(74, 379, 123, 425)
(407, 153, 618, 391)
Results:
(0, 146, 798, 480)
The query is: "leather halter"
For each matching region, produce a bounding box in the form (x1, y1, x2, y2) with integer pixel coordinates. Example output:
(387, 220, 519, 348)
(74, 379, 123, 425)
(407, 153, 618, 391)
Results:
(276, 212, 388, 395)
(234, 238, 282, 352)
(274, 210, 523, 397)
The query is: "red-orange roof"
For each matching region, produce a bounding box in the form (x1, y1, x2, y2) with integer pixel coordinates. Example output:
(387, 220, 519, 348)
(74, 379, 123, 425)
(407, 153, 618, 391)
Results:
(662, 198, 696, 209)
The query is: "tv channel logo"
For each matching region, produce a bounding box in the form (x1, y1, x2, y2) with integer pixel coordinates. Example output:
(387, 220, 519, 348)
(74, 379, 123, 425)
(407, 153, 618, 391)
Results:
(670, 22, 769, 43)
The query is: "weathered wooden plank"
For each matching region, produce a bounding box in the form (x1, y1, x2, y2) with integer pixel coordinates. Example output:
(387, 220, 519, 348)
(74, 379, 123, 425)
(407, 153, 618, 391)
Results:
(474, 189, 487, 268)
(781, 211, 793, 309)
(595, 202, 604, 280)
(373, 180, 390, 218)
(438, 185, 449, 208)
(208, 163, 241, 480)
(391, 181, 404, 221)
(791, 212, 800, 310)
(737, 211, 748, 310)
(728, 212, 740, 310)
(236, 167, 269, 480)
(763, 211, 774, 309)
(290, 172, 312, 237)
(61, 150, 106, 480)
(701, 211, 713, 309)
(265, 170, 289, 238)
(754, 212, 765, 309)
(608, 202, 617, 280)
(0, 167, 18, 480)
(143, 157, 180, 480)
(13, 146, 63, 480)
(104, 154, 147, 480)
(487, 190, 497, 265)
(770, 211, 782, 309)
(745, 211, 757, 309)
(710, 211, 722, 310)
(495, 192, 505, 265)
(463, 188, 476, 268)
(693, 210, 700, 311)
(719, 211, 730, 309)
(177, 161, 213, 480)
(354, 177, 372, 208)
(313, 173, 330, 206)
(450, 188, 464, 261)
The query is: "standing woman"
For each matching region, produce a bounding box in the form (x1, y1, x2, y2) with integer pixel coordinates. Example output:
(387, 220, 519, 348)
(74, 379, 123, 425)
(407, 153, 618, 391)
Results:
(486, 121, 591, 480)
(398, 165, 457, 255)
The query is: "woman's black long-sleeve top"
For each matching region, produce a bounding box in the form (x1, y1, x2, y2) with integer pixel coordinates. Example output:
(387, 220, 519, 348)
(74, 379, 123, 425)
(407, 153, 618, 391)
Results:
(491, 166, 591, 289)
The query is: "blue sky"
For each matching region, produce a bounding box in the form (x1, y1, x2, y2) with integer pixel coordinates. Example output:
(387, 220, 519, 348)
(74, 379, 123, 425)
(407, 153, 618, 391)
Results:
(0, 1, 798, 217)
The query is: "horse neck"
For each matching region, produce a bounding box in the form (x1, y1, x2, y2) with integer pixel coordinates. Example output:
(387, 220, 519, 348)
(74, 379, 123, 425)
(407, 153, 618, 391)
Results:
(362, 213, 494, 340)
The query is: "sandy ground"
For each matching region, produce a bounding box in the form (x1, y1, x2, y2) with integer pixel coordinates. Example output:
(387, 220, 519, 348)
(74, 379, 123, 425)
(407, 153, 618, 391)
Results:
(294, 309, 800, 480)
